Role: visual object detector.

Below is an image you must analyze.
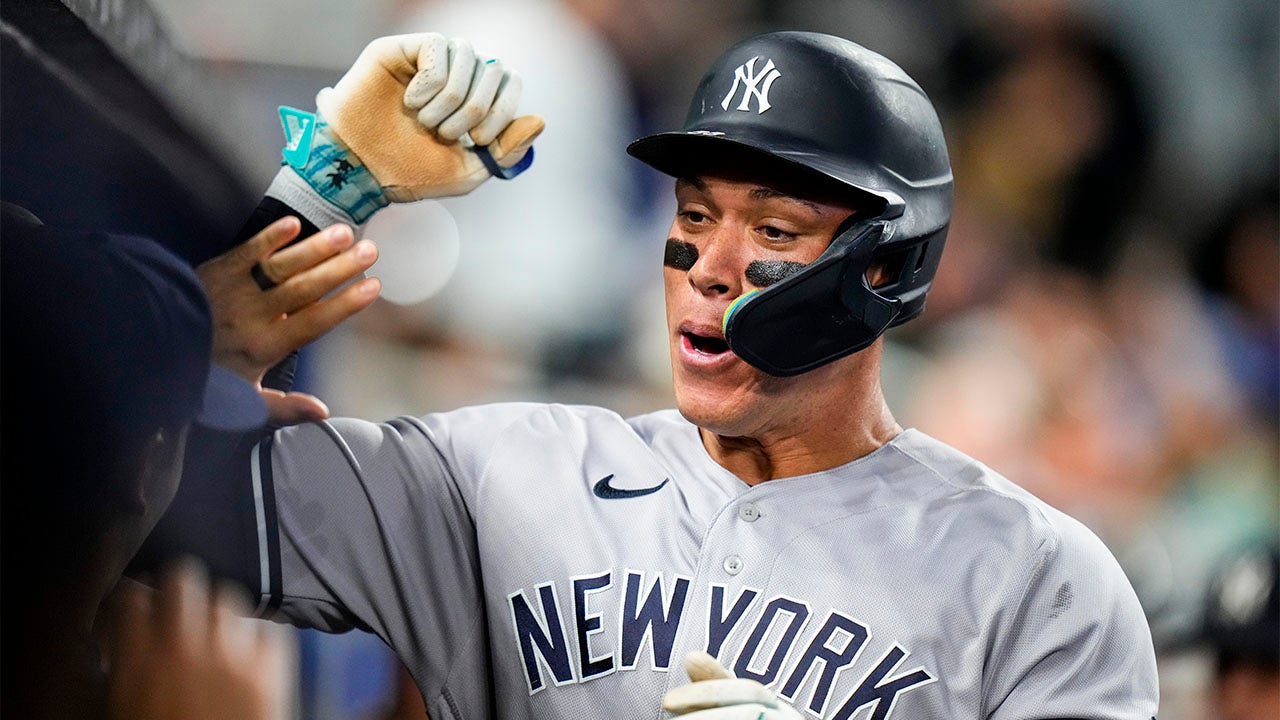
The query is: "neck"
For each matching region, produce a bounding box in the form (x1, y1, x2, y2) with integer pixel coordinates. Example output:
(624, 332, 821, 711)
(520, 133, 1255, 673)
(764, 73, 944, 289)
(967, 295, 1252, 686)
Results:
(701, 365, 902, 486)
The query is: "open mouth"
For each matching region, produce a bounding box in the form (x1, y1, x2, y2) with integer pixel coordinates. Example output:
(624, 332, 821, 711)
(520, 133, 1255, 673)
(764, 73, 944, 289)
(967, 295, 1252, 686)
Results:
(683, 331, 730, 355)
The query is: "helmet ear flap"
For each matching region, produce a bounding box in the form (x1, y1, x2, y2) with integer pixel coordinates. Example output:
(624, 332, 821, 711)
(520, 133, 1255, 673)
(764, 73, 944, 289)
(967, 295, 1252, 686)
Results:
(835, 220, 903, 335)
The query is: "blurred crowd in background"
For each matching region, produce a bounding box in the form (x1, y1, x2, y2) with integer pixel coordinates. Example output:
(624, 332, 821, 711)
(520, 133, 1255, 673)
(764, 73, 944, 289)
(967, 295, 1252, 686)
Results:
(3, 0, 1276, 718)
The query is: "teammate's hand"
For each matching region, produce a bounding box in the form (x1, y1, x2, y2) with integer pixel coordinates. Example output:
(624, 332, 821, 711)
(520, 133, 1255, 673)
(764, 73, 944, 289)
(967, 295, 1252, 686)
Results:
(662, 651, 804, 720)
(105, 559, 293, 720)
(196, 216, 380, 424)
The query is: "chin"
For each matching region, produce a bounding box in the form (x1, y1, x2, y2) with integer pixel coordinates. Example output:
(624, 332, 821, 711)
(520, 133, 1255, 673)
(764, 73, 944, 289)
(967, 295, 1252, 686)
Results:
(671, 372, 761, 438)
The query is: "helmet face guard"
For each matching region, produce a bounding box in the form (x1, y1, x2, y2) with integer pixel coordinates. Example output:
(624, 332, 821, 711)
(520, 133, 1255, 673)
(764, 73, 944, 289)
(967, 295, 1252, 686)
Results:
(628, 31, 953, 376)
(723, 220, 897, 376)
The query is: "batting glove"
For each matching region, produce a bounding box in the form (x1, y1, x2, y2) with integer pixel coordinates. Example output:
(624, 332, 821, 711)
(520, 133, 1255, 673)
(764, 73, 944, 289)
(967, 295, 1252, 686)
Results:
(663, 651, 805, 720)
(269, 33, 544, 226)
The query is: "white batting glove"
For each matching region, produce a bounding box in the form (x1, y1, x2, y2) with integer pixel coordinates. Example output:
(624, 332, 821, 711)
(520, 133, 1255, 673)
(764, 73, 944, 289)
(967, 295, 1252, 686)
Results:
(269, 33, 544, 226)
(662, 651, 805, 720)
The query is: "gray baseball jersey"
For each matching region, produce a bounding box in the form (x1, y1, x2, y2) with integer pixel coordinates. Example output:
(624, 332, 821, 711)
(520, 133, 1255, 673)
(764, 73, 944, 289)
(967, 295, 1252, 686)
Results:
(254, 402, 1158, 719)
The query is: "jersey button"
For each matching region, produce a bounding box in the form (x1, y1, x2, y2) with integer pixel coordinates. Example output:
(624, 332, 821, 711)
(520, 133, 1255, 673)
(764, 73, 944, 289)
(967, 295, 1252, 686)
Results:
(723, 555, 743, 575)
(738, 503, 761, 522)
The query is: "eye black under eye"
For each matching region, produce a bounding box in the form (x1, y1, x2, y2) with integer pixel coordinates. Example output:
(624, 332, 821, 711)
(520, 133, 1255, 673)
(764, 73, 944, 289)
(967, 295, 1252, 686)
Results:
(746, 260, 806, 287)
(664, 239, 698, 271)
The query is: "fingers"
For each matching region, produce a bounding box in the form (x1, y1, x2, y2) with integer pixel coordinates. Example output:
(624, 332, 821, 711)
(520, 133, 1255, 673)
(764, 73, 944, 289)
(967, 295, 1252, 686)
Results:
(405, 35, 526, 148)
(106, 580, 153, 672)
(403, 33, 450, 109)
(685, 650, 735, 682)
(278, 276, 381, 351)
(225, 216, 302, 270)
(200, 221, 378, 385)
(210, 581, 256, 661)
(256, 224, 354, 290)
(255, 621, 293, 720)
(249, 273, 379, 375)
(271, 238, 377, 310)
(669, 705, 776, 720)
(663, 653, 805, 720)
(106, 559, 294, 720)
(261, 389, 331, 426)
(417, 37, 477, 128)
(157, 558, 211, 652)
(438, 57, 503, 141)
(490, 114, 546, 167)
(663, 678, 780, 713)
(468, 70, 522, 146)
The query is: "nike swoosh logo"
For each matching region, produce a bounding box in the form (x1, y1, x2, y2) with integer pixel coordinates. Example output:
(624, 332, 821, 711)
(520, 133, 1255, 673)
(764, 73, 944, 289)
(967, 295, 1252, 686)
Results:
(593, 474, 670, 500)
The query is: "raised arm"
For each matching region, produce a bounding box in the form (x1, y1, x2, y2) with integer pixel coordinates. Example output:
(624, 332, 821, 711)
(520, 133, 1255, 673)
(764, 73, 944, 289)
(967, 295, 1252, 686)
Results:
(216, 31, 544, 420)
(131, 31, 543, 599)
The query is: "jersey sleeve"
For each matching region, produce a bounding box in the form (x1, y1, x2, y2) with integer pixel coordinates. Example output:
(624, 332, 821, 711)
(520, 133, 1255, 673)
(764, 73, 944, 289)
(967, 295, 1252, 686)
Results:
(984, 513, 1159, 719)
(254, 411, 495, 668)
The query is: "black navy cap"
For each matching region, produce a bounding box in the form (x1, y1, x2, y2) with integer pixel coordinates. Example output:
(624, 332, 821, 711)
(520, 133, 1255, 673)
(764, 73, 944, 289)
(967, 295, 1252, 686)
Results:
(1, 204, 266, 434)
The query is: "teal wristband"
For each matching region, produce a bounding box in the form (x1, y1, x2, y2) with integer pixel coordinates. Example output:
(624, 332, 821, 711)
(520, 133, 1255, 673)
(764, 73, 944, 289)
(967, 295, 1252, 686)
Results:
(278, 106, 389, 223)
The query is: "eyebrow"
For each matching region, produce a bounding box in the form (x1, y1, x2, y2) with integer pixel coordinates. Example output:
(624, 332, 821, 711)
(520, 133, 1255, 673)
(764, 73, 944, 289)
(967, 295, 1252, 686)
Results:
(676, 177, 825, 215)
(746, 186, 823, 214)
(675, 177, 706, 193)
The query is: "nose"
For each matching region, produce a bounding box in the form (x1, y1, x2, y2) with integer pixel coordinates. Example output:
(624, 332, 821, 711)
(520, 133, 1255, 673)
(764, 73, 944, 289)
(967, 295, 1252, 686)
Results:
(687, 230, 743, 298)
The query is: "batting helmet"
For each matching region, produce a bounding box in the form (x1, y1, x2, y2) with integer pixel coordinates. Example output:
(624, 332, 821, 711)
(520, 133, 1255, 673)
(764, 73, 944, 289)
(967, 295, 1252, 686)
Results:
(628, 31, 953, 376)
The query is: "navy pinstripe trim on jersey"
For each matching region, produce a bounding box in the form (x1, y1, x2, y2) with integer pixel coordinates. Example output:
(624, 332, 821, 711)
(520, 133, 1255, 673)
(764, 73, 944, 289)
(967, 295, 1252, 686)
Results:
(250, 436, 284, 616)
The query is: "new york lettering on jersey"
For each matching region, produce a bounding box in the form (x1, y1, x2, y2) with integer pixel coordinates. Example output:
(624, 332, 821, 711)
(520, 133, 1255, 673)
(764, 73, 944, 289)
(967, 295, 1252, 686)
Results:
(507, 571, 934, 719)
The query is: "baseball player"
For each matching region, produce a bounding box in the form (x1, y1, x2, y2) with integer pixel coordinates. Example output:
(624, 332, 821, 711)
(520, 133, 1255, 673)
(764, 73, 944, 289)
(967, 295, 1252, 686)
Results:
(144, 30, 1160, 719)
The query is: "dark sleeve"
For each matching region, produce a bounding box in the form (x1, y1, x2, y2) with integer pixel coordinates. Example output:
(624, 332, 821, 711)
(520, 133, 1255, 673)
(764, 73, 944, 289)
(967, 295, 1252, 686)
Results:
(233, 196, 321, 246)
(128, 424, 273, 607)
(231, 196, 322, 393)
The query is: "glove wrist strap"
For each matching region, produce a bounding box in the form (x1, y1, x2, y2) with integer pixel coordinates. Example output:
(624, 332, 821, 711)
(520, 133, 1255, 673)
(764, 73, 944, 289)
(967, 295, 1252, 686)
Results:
(265, 168, 366, 238)
(277, 106, 389, 223)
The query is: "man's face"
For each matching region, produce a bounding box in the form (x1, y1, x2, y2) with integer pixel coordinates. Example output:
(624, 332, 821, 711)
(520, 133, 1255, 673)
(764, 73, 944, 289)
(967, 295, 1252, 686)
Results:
(120, 423, 191, 562)
(663, 173, 863, 437)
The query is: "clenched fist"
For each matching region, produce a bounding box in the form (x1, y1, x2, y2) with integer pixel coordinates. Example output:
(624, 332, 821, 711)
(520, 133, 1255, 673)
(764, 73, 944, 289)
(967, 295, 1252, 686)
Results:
(270, 32, 544, 225)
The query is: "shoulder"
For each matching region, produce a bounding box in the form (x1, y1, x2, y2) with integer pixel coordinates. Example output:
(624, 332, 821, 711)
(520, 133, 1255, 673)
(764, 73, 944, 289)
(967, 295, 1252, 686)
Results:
(414, 402, 666, 467)
(272, 402, 628, 463)
(888, 429, 1126, 575)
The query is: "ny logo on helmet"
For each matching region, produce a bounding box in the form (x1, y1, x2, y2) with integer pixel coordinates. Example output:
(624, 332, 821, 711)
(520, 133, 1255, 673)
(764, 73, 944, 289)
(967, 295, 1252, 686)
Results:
(721, 56, 781, 114)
